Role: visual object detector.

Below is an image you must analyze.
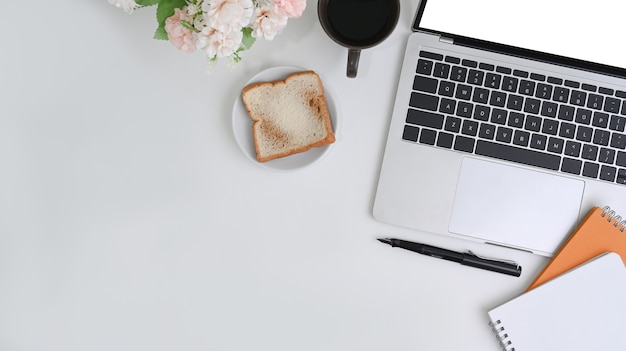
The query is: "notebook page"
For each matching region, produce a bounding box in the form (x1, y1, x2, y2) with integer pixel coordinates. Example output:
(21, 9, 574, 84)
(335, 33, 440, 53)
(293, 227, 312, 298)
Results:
(487, 252, 626, 350)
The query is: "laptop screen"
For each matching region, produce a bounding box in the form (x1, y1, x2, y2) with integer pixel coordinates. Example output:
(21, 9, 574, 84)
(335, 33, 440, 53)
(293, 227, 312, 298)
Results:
(415, 0, 626, 71)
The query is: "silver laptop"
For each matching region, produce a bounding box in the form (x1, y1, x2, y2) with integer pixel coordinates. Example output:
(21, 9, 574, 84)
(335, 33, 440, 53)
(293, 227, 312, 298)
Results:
(373, 0, 626, 256)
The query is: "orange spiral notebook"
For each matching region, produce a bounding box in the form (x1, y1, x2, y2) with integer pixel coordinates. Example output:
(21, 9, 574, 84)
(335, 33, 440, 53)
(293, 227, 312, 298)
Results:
(527, 205, 626, 290)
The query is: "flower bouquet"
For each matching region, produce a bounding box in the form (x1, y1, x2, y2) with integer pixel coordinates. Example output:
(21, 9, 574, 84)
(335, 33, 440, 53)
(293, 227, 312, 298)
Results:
(108, 0, 306, 67)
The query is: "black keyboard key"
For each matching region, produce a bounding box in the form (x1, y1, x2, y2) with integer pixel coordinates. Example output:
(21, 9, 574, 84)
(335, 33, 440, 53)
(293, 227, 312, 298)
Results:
(416, 59, 433, 75)
(599, 87, 614, 95)
(413, 76, 438, 93)
(462, 59, 478, 68)
(519, 80, 535, 96)
(472, 88, 490, 104)
(592, 112, 609, 128)
(479, 123, 496, 140)
(611, 133, 626, 149)
(576, 126, 593, 142)
(617, 151, 626, 167)
(461, 120, 479, 136)
(593, 129, 611, 146)
(617, 90, 626, 99)
(451, 66, 468, 82)
(508, 112, 524, 128)
(496, 126, 514, 143)
(609, 115, 626, 132)
(547, 76, 563, 85)
(530, 73, 546, 81)
(475, 140, 561, 171)
(600, 165, 617, 182)
(433, 62, 451, 79)
(439, 98, 456, 114)
(419, 128, 437, 145)
(559, 122, 576, 139)
(507, 94, 524, 111)
(491, 108, 508, 125)
(479, 63, 495, 71)
(558, 105, 575, 121)
(618, 169, 626, 184)
(562, 158, 582, 175)
(524, 115, 542, 132)
(456, 102, 473, 118)
(420, 51, 443, 60)
(406, 109, 444, 129)
(564, 140, 581, 157)
(547, 137, 565, 154)
(587, 94, 603, 110)
(570, 90, 586, 106)
(484, 73, 501, 89)
(553, 87, 570, 103)
(604, 97, 621, 113)
(599, 147, 616, 164)
(582, 83, 597, 92)
(496, 66, 512, 74)
(454, 136, 475, 153)
(582, 162, 599, 178)
(542, 118, 559, 135)
(575, 108, 592, 125)
(455, 84, 473, 100)
(410, 92, 439, 111)
(402, 125, 419, 142)
(540, 101, 558, 118)
(524, 98, 541, 114)
(473, 105, 490, 121)
(536, 83, 553, 99)
(467, 69, 484, 85)
(438, 81, 455, 97)
(445, 56, 460, 64)
(513, 130, 530, 147)
(565, 80, 580, 88)
(530, 133, 547, 150)
(582, 144, 599, 160)
(513, 69, 529, 78)
(437, 132, 454, 148)
(489, 91, 507, 107)
(502, 76, 518, 92)
(444, 116, 462, 133)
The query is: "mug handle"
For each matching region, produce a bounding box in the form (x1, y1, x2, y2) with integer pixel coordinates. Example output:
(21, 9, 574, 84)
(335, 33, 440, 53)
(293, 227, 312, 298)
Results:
(347, 48, 361, 78)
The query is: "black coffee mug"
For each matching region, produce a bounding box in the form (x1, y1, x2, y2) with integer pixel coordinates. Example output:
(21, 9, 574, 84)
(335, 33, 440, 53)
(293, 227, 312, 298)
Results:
(318, 0, 400, 78)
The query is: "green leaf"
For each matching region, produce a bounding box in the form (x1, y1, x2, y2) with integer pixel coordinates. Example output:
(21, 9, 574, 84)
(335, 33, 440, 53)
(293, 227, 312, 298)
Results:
(241, 27, 256, 50)
(153, 0, 187, 40)
(135, 0, 160, 6)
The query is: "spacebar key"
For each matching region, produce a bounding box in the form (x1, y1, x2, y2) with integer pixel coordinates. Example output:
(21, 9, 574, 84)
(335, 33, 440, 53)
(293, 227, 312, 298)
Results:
(475, 140, 561, 171)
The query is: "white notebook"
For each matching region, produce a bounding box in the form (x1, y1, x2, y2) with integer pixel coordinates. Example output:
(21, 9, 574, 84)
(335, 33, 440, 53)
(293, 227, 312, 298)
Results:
(487, 252, 626, 350)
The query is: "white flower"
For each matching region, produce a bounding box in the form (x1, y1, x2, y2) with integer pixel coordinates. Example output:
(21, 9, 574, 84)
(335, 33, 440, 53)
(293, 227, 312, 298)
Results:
(196, 27, 243, 59)
(108, 0, 139, 13)
(202, 0, 254, 33)
(251, 5, 288, 40)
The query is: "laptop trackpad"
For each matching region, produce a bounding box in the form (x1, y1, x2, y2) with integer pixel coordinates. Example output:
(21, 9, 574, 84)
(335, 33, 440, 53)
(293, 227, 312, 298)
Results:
(449, 158, 584, 254)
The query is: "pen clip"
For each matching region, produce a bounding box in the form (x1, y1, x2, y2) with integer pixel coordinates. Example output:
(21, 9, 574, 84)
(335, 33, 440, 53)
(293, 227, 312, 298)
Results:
(466, 250, 519, 267)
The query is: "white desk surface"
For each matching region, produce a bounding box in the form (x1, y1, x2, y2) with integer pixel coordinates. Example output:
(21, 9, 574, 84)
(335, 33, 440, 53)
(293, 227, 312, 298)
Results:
(1, 1, 549, 350)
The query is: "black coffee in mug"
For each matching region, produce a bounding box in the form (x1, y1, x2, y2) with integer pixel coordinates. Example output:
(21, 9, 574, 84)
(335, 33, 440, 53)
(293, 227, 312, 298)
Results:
(318, 0, 400, 78)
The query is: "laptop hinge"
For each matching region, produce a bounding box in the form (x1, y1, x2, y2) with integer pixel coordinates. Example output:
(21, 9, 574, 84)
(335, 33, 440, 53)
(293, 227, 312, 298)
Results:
(439, 36, 454, 45)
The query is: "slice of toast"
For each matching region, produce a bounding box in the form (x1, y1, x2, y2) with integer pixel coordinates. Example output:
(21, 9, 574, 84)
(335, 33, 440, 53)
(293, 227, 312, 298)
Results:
(242, 71, 335, 162)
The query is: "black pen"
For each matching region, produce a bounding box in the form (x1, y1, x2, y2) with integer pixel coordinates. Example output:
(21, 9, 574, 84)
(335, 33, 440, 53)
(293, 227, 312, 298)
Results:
(377, 238, 522, 277)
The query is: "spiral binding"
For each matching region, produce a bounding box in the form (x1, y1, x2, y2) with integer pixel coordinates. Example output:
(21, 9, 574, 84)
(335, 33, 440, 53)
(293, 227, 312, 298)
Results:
(488, 320, 515, 351)
(600, 206, 626, 232)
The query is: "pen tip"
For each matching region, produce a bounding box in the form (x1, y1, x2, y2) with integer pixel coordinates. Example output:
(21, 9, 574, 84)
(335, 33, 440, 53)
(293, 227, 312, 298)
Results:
(377, 238, 392, 245)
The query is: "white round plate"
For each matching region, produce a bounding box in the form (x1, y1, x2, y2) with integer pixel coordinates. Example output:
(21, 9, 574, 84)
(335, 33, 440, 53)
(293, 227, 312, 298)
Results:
(232, 66, 339, 172)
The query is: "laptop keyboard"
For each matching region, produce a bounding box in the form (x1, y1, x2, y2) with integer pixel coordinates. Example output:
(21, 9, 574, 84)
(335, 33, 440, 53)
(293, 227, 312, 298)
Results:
(403, 50, 626, 184)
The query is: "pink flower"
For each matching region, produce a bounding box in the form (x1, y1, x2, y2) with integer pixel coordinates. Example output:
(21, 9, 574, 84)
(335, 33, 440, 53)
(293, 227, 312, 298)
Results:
(165, 8, 197, 53)
(196, 27, 243, 59)
(252, 5, 288, 40)
(274, 0, 306, 18)
(203, 0, 254, 33)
